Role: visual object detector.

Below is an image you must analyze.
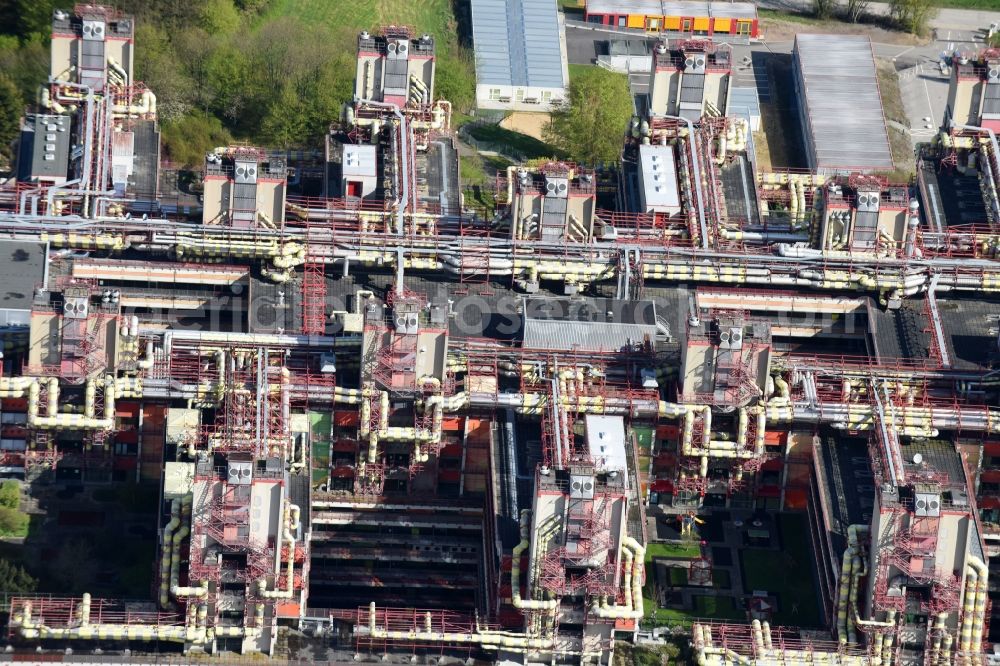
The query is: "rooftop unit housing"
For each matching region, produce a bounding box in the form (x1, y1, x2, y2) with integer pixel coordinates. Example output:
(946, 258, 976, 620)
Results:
(203, 147, 287, 229)
(648, 38, 732, 119)
(637, 143, 682, 216)
(50, 4, 134, 90)
(355, 27, 436, 108)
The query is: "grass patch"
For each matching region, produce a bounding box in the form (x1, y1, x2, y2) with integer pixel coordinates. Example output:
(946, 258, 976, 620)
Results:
(633, 425, 654, 450)
(931, 0, 1000, 7)
(569, 63, 597, 80)
(264, 0, 456, 47)
(741, 514, 822, 627)
(667, 565, 732, 588)
(646, 541, 702, 562)
(462, 153, 508, 216)
(758, 8, 826, 24)
(875, 59, 916, 181)
(467, 124, 560, 161)
(692, 595, 745, 620)
(0, 507, 29, 538)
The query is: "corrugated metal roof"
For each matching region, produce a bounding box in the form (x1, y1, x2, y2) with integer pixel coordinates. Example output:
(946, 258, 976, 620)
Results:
(708, 1, 756, 18)
(471, 0, 566, 89)
(588, 0, 662, 13)
(661, 0, 710, 14)
(587, 0, 756, 18)
(729, 86, 761, 131)
(522, 297, 659, 351)
(523, 319, 657, 351)
(794, 34, 894, 171)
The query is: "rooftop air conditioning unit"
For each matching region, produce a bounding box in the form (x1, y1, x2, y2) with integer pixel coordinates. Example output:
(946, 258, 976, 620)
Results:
(545, 176, 569, 198)
(63, 297, 89, 319)
(914, 492, 941, 517)
(856, 191, 880, 213)
(388, 39, 409, 60)
(394, 312, 419, 335)
(227, 461, 253, 485)
(81, 20, 105, 41)
(570, 473, 595, 499)
(685, 53, 706, 73)
(719, 325, 743, 349)
(234, 160, 257, 184)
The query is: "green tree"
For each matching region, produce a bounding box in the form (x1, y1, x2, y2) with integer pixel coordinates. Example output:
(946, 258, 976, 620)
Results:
(0, 74, 22, 164)
(0, 558, 36, 595)
(544, 67, 632, 166)
(0, 505, 28, 536)
(0, 479, 20, 510)
(435, 49, 476, 113)
(812, 0, 835, 19)
(198, 0, 241, 35)
(0, 33, 49, 102)
(234, 0, 273, 14)
(889, 0, 937, 35)
(846, 0, 871, 22)
(161, 111, 233, 168)
(15, 0, 58, 39)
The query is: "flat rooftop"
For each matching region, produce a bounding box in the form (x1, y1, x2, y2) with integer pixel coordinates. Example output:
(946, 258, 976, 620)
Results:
(0, 241, 47, 313)
(794, 34, 893, 172)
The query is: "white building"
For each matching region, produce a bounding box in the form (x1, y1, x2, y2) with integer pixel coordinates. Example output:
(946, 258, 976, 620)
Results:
(470, 0, 570, 112)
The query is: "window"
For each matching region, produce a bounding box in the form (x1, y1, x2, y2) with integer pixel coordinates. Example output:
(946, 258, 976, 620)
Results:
(541, 90, 552, 102)
(737, 20, 752, 35)
(646, 17, 660, 31)
(489, 87, 502, 101)
(515, 88, 525, 102)
(617, 16, 626, 27)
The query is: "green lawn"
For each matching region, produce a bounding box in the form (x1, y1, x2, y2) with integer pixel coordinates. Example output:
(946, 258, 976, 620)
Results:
(569, 63, 597, 80)
(645, 541, 702, 562)
(467, 124, 560, 161)
(633, 425, 655, 450)
(667, 565, 731, 588)
(741, 514, 822, 627)
(264, 0, 457, 49)
(644, 593, 745, 626)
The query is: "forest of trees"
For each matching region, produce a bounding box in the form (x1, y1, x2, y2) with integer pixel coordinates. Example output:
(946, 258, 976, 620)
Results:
(0, 0, 476, 167)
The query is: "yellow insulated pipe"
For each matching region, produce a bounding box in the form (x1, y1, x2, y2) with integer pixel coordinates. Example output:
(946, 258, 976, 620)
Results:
(510, 511, 557, 612)
(158, 499, 181, 608)
(168, 495, 207, 600)
(969, 555, 989, 654)
(260, 502, 300, 599)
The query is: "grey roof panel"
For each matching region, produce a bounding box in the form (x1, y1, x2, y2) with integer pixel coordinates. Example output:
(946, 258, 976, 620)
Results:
(984, 97, 1000, 116)
(794, 34, 894, 171)
(471, 0, 566, 89)
(587, 0, 755, 18)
